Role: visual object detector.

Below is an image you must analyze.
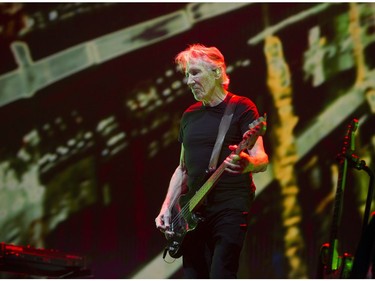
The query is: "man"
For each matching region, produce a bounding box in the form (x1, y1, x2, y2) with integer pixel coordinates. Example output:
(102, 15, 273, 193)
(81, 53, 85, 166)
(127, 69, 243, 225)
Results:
(155, 44, 269, 278)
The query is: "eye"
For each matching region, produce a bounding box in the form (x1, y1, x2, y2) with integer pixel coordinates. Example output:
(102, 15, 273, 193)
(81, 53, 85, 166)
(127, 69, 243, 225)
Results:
(186, 68, 200, 77)
(190, 70, 199, 76)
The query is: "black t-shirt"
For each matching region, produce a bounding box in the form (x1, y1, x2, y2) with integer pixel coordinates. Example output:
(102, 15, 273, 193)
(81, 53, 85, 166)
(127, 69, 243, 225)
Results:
(178, 93, 259, 212)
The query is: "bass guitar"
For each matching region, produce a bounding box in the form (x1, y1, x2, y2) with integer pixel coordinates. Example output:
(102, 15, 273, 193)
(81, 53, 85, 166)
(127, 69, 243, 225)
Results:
(164, 114, 267, 259)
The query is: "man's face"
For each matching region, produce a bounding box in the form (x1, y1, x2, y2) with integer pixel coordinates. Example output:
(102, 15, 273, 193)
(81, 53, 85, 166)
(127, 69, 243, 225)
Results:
(185, 59, 217, 102)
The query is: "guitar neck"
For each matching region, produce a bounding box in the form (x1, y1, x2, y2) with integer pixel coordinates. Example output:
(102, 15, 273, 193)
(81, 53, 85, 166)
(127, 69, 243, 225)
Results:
(186, 114, 266, 213)
(328, 158, 348, 271)
(327, 119, 358, 271)
(189, 160, 228, 211)
(188, 138, 251, 212)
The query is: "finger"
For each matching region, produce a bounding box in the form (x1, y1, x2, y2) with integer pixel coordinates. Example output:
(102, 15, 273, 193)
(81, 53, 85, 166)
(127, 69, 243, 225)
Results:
(224, 158, 237, 168)
(165, 230, 175, 238)
(162, 215, 170, 228)
(224, 160, 240, 173)
(225, 166, 241, 174)
(156, 218, 167, 232)
(225, 154, 238, 163)
(158, 226, 166, 232)
(155, 216, 166, 227)
(155, 217, 162, 228)
(231, 155, 240, 162)
(226, 157, 240, 168)
(228, 145, 237, 151)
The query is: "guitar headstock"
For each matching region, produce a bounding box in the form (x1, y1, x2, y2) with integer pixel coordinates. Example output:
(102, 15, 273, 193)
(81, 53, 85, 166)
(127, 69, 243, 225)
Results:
(342, 118, 358, 155)
(239, 113, 267, 152)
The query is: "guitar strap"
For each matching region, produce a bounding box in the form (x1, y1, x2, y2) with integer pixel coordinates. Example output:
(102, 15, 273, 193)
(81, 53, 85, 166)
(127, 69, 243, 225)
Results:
(208, 94, 238, 172)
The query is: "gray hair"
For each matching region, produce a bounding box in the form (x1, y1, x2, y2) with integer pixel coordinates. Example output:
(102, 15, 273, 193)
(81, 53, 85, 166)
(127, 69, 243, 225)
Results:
(175, 44, 230, 90)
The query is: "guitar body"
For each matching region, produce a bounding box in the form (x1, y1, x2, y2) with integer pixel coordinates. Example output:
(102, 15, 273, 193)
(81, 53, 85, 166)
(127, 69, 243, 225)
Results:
(166, 192, 204, 258)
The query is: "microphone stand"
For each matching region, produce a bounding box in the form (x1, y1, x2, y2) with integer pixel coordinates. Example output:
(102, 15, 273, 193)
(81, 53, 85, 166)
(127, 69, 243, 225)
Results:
(346, 151, 375, 278)
(345, 152, 374, 234)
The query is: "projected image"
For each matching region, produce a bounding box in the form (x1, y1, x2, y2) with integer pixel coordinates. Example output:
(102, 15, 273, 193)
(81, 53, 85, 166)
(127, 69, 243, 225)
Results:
(0, 2, 374, 278)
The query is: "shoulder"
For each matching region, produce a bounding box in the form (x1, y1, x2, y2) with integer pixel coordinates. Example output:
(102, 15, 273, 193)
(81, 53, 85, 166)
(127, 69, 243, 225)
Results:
(230, 93, 257, 111)
(183, 101, 203, 114)
(229, 93, 259, 123)
(180, 101, 203, 124)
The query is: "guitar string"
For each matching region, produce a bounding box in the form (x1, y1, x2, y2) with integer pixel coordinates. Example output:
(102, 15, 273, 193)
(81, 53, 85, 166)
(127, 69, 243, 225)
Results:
(169, 140, 250, 228)
(169, 118, 264, 229)
(170, 160, 225, 228)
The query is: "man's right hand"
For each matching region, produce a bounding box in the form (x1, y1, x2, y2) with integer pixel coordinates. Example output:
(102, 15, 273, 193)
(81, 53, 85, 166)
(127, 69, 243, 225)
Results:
(155, 207, 172, 233)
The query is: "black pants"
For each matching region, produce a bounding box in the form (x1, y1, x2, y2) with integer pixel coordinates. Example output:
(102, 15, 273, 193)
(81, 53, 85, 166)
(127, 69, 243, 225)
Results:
(182, 208, 249, 278)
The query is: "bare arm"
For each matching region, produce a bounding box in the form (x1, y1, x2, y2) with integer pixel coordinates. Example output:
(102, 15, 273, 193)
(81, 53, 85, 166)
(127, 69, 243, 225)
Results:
(155, 144, 188, 232)
(245, 136, 269, 173)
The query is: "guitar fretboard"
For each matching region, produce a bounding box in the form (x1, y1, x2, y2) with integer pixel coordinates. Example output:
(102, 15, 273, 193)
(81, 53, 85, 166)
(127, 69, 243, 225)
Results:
(188, 115, 266, 212)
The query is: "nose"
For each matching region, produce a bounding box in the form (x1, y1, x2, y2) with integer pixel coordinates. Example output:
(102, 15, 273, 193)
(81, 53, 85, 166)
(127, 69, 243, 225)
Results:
(187, 75, 195, 86)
